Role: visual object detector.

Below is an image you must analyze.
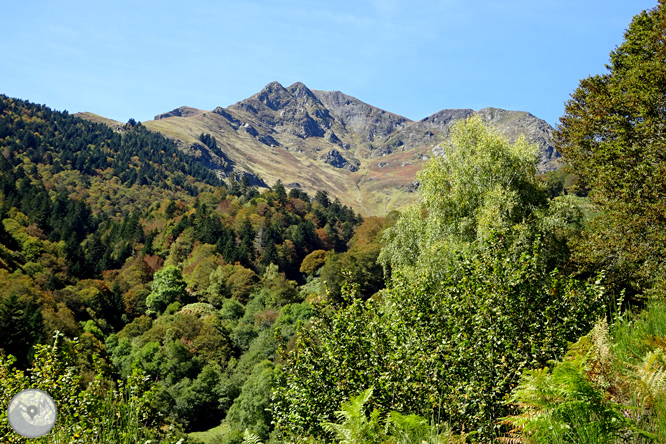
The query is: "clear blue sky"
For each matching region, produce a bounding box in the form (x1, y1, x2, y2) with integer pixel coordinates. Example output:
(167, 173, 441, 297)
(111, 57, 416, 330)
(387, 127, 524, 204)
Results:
(1, 1, 657, 127)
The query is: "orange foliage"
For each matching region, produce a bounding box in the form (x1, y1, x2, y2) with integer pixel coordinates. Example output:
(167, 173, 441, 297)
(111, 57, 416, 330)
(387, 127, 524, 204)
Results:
(315, 228, 334, 250)
(143, 255, 164, 274)
(350, 216, 386, 247)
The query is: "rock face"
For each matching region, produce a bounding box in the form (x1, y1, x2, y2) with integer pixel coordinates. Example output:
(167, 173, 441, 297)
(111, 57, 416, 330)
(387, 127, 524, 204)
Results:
(313, 90, 412, 142)
(384, 107, 560, 172)
(476, 108, 560, 172)
(319, 149, 359, 172)
(141, 81, 562, 215)
(182, 81, 559, 172)
(154, 106, 204, 120)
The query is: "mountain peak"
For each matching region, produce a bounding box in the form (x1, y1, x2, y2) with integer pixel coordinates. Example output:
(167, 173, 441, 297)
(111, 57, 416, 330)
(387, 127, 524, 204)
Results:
(237, 81, 293, 112)
(287, 81, 307, 90)
(137, 84, 560, 215)
(263, 81, 287, 93)
(154, 106, 204, 120)
(287, 82, 314, 97)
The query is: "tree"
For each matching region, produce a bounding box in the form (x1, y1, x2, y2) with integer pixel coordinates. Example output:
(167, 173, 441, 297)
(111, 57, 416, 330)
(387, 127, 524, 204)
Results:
(145, 265, 186, 315)
(226, 360, 280, 440)
(299, 250, 327, 276)
(272, 180, 287, 206)
(0, 293, 43, 368)
(554, 1, 666, 298)
(379, 114, 577, 280)
(314, 190, 330, 208)
(274, 117, 603, 441)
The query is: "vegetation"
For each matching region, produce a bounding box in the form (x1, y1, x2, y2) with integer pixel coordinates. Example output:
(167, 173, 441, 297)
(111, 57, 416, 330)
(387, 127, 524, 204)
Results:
(504, 301, 666, 443)
(272, 116, 605, 442)
(0, 333, 171, 443)
(320, 387, 467, 444)
(1, 3, 666, 443)
(0, 95, 369, 441)
(555, 0, 666, 301)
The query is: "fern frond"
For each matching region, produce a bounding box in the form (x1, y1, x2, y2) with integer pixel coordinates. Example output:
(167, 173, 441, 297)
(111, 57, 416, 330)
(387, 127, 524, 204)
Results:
(497, 433, 526, 444)
(241, 429, 263, 444)
(321, 387, 381, 444)
(628, 349, 666, 409)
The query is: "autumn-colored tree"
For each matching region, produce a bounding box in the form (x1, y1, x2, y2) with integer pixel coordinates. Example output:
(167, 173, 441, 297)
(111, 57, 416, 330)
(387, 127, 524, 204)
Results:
(299, 250, 327, 276)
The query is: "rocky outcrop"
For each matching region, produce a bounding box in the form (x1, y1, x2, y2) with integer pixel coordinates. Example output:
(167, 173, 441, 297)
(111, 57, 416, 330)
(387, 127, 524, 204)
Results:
(257, 134, 279, 146)
(476, 108, 560, 172)
(319, 149, 359, 172)
(228, 82, 332, 138)
(212, 107, 241, 128)
(378, 107, 560, 172)
(254, 81, 293, 111)
(324, 130, 343, 146)
(313, 90, 412, 142)
(154, 106, 204, 120)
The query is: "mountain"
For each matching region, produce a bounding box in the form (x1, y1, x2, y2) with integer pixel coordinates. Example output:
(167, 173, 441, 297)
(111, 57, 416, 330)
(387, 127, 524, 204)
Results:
(97, 82, 561, 215)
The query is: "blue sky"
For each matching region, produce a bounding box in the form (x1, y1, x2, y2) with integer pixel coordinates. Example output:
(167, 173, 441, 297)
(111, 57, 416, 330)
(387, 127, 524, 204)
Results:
(1, 1, 657, 126)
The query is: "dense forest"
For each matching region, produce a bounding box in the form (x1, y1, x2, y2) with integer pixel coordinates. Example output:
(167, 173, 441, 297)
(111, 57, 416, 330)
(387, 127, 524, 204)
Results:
(0, 93, 384, 442)
(2, 2, 666, 444)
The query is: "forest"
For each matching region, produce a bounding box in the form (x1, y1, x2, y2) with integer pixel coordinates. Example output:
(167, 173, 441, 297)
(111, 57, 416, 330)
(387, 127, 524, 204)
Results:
(2, 2, 666, 443)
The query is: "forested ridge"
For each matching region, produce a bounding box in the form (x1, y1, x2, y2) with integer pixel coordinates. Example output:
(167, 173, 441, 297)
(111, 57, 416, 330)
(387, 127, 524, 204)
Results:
(0, 94, 382, 442)
(3, 2, 666, 444)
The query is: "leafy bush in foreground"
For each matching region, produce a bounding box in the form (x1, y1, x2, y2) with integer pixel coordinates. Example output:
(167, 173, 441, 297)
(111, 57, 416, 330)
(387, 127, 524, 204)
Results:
(0, 332, 179, 444)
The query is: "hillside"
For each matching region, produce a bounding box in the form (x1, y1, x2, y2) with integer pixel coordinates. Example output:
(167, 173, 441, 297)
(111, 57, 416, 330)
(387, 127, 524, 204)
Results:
(0, 94, 372, 440)
(126, 81, 561, 215)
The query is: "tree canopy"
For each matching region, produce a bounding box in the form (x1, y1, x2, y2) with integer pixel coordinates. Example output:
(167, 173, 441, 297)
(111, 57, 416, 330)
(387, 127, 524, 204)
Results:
(274, 117, 604, 442)
(555, 0, 666, 298)
(379, 114, 580, 282)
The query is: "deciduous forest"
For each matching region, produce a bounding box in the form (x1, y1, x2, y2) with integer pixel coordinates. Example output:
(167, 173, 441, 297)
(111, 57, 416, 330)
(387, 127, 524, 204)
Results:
(2, 2, 666, 443)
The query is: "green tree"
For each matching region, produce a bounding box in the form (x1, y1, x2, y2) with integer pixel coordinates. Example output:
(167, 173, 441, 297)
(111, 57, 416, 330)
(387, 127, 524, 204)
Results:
(274, 117, 604, 441)
(272, 179, 288, 206)
(226, 360, 280, 440)
(554, 1, 666, 298)
(379, 114, 567, 277)
(145, 265, 186, 316)
(0, 293, 43, 368)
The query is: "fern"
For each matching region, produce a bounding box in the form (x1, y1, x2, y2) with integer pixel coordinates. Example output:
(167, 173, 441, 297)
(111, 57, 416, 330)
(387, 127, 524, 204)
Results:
(321, 387, 384, 444)
(503, 319, 630, 444)
(385, 411, 429, 444)
(242, 428, 264, 444)
(635, 350, 666, 395)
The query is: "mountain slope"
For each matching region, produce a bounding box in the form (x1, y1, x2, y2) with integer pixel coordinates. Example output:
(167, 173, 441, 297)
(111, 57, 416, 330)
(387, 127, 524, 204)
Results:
(135, 82, 561, 215)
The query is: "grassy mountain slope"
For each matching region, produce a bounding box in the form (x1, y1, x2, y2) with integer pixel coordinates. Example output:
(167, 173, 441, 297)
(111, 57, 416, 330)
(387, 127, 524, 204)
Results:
(126, 81, 561, 216)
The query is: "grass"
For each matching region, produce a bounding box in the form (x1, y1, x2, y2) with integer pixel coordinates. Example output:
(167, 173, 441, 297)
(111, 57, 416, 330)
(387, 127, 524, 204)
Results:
(83, 104, 561, 217)
(566, 195, 599, 222)
(73, 112, 124, 130)
(188, 422, 230, 444)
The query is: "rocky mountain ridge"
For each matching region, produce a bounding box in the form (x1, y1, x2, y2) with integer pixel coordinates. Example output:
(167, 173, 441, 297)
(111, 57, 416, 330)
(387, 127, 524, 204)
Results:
(95, 81, 561, 215)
